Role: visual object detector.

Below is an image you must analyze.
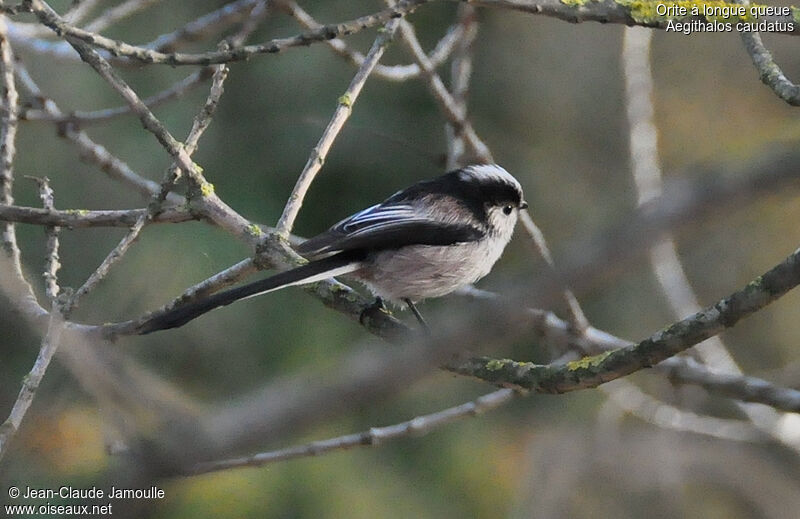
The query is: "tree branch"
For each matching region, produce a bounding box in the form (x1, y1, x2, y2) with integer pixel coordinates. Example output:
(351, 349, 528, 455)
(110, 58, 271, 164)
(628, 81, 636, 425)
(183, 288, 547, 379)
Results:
(452, 245, 800, 397)
(0, 15, 21, 276)
(26, 0, 431, 65)
(21, 67, 215, 125)
(396, 16, 493, 163)
(192, 388, 515, 473)
(465, 0, 800, 36)
(13, 61, 184, 204)
(280, 0, 463, 82)
(27, 176, 60, 301)
(0, 309, 64, 462)
(0, 204, 195, 228)
(276, 17, 402, 235)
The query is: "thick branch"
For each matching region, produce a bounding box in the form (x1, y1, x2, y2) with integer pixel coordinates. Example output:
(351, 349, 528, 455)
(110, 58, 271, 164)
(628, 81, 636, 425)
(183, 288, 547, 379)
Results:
(466, 0, 800, 35)
(452, 246, 800, 396)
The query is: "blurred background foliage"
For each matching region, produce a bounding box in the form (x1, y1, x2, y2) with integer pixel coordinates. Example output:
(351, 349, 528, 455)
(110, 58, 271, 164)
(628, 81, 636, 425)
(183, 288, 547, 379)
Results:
(2, 0, 800, 517)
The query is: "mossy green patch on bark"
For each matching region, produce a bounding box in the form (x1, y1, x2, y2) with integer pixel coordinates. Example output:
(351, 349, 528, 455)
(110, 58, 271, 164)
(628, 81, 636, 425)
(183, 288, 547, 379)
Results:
(246, 223, 263, 237)
(561, 0, 592, 7)
(566, 350, 616, 371)
(338, 94, 352, 108)
(199, 181, 215, 197)
(486, 358, 512, 371)
(615, 0, 755, 24)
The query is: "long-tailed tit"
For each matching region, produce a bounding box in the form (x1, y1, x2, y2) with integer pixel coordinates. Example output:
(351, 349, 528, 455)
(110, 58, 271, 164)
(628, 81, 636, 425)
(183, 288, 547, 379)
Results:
(140, 164, 527, 334)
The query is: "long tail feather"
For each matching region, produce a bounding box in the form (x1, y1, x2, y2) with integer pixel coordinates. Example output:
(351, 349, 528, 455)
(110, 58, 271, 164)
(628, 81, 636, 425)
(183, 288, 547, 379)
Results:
(139, 252, 363, 334)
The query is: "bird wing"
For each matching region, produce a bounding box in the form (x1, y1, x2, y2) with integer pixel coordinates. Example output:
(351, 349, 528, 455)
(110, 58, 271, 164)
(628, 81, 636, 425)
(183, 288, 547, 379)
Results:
(296, 202, 482, 258)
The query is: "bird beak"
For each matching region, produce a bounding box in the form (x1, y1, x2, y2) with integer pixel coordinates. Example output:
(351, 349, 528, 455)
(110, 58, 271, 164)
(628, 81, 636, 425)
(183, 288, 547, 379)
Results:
(519, 201, 529, 210)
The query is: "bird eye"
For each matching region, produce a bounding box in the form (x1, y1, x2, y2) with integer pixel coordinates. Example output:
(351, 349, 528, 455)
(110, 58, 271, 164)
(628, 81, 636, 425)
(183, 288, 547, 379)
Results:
(503, 205, 513, 215)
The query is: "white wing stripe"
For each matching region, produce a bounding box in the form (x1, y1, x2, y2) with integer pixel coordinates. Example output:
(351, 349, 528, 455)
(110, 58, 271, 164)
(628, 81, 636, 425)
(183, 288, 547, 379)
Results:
(339, 204, 417, 232)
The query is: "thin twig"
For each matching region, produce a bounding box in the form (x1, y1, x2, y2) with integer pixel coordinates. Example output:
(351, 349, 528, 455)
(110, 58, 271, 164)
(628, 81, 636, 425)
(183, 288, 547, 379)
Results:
(662, 357, 800, 412)
(395, 16, 493, 163)
(518, 211, 589, 331)
(21, 67, 215, 125)
(63, 0, 103, 25)
(83, 0, 164, 33)
(0, 309, 64, 462)
(64, 40, 231, 310)
(280, 0, 463, 82)
(183, 55, 229, 154)
(0, 204, 195, 227)
(14, 60, 184, 204)
(445, 3, 476, 170)
(226, 0, 270, 48)
(599, 380, 763, 442)
(66, 219, 147, 312)
(733, 0, 800, 106)
(26, 0, 430, 65)
(275, 17, 402, 236)
(192, 388, 515, 473)
(26, 176, 60, 300)
(143, 0, 262, 52)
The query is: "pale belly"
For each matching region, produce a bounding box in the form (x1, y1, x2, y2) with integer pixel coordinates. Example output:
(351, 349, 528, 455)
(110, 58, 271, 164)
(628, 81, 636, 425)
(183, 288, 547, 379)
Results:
(355, 238, 507, 302)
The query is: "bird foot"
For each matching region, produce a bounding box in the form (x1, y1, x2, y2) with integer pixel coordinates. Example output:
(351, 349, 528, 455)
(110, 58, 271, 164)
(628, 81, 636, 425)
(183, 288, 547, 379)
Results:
(359, 297, 388, 326)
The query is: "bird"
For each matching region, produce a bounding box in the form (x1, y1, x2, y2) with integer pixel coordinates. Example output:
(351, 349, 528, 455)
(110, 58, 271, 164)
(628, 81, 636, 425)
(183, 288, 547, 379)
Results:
(139, 164, 527, 334)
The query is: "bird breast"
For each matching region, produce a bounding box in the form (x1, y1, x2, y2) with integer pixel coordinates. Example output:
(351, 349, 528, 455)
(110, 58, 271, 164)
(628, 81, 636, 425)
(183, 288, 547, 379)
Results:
(356, 234, 510, 302)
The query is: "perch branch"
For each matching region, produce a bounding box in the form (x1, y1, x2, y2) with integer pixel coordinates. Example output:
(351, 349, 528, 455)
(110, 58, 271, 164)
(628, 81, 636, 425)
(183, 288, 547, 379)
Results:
(452, 245, 800, 399)
(622, 26, 800, 447)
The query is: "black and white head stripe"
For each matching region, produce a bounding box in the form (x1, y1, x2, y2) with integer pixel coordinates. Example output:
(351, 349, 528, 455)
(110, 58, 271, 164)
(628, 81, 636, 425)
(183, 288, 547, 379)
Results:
(457, 164, 523, 195)
(378, 164, 525, 223)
